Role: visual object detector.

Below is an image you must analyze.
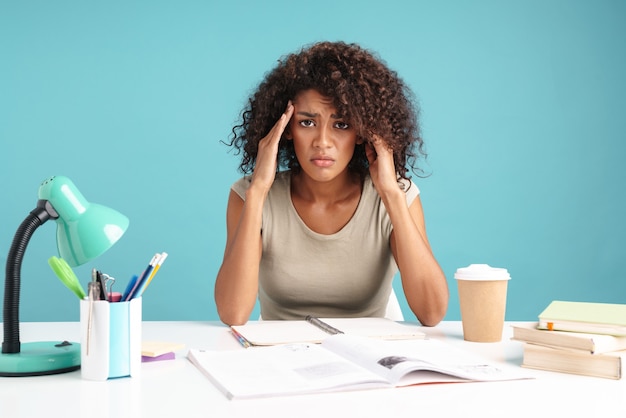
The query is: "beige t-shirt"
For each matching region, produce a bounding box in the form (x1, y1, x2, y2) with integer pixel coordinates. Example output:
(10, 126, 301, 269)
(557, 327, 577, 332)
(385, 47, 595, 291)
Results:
(231, 171, 420, 320)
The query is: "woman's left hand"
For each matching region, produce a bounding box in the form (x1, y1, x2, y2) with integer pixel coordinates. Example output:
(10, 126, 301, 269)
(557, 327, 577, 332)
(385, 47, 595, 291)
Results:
(365, 134, 399, 195)
(367, 134, 448, 326)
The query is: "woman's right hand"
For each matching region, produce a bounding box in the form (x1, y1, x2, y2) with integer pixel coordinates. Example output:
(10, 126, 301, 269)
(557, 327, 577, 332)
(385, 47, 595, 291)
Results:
(215, 102, 294, 325)
(250, 101, 294, 192)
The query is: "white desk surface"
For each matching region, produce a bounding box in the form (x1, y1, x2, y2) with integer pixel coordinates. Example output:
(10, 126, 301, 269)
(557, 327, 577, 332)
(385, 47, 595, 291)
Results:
(1, 321, 624, 417)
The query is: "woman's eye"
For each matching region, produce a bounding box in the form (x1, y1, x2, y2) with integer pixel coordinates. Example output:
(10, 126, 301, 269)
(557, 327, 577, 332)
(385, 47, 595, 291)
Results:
(335, 121, 349, 130)
(299, 119, 315, 127)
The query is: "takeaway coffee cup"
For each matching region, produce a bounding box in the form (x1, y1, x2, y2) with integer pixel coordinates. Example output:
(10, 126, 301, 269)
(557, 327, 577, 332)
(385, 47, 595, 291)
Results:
(455, 264, 511, 342)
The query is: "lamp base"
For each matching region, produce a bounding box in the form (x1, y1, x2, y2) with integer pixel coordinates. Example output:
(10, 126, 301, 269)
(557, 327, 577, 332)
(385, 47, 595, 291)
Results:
(0, 341, 81, 377)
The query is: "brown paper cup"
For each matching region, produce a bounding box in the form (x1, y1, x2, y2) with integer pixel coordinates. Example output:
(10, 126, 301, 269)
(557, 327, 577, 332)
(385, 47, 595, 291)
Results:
(457, 279, 508, 342)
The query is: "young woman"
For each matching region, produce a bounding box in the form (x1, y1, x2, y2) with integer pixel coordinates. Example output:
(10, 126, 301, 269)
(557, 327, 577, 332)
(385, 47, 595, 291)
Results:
(215, 41, 448, 326)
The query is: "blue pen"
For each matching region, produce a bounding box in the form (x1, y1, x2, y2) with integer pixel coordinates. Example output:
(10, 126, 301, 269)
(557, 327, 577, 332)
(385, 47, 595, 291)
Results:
(122, 275, 139, 301)
(125, 253, 160, 301)
(139, 252, 168, 297)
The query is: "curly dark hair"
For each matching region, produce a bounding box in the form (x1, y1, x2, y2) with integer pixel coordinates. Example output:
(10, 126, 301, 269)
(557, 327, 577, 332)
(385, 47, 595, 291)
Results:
(225, 41, 428, 181)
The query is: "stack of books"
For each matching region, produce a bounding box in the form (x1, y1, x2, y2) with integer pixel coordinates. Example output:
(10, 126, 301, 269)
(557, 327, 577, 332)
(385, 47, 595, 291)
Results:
(512, 301, 626, 379)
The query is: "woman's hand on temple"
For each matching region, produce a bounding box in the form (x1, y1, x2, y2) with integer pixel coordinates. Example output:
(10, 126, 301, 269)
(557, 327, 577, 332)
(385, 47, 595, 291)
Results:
(365, 134, 400, 196)
(250, 102, 294, 193)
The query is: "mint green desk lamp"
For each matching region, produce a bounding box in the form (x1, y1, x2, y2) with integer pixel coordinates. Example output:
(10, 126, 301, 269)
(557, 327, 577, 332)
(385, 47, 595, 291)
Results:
(1, 176, 129, 376)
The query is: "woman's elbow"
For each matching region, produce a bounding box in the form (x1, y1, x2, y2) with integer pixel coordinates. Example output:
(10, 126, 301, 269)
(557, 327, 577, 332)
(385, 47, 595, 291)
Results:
(217, 305, 251, 326)
(416, 299, 448, 327)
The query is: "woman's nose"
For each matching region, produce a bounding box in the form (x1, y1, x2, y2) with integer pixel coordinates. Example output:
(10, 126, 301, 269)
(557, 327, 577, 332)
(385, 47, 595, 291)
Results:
(313, 127, 332, 148)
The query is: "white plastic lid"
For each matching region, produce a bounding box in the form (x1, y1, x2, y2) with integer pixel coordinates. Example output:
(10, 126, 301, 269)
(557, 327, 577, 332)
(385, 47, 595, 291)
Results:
(454, 264, 511, 281)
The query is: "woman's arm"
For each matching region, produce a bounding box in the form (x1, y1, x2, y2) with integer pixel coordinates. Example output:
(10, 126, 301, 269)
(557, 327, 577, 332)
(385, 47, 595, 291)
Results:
(214, 188, 264, 325)
(214, 103, 294, 325)
(388, 195, 448, 326)
(366, 136, 448, 326)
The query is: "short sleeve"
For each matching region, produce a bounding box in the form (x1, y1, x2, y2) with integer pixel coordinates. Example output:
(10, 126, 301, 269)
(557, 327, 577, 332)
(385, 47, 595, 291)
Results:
(231, 176, 252, 200)
(401, 178, 420, 206)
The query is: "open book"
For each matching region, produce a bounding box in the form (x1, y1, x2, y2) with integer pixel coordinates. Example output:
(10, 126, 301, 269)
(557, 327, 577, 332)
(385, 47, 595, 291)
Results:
(230, 317, 426, 347)
(188, 334, 531, 400)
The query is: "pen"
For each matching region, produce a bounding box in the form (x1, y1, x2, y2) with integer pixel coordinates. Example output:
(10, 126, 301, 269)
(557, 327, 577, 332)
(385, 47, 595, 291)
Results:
(124, 253, 160, 301)
(139, 252, 168, 297)
(305, 316, 344, 335)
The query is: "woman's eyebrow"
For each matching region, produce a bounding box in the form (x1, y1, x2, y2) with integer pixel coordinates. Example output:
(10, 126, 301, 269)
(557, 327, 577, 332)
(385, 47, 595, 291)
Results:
(296, 111, 342, 119)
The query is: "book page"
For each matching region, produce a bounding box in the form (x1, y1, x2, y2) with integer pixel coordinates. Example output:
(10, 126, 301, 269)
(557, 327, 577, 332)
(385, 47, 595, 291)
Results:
(188, 343, 390, 400)
(321, 334, 531, 385)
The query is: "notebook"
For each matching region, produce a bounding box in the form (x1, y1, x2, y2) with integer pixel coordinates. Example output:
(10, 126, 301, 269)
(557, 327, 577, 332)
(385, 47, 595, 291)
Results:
(230, 317, 426, 347)
(538, 301, 626, 336)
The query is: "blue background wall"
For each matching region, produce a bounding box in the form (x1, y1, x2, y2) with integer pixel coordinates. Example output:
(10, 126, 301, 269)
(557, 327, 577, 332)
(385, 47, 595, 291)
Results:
(1, 0, 625, 323)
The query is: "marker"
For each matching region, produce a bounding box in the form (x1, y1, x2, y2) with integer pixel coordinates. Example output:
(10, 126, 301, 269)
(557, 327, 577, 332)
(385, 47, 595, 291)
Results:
(121, 275, 139, 301)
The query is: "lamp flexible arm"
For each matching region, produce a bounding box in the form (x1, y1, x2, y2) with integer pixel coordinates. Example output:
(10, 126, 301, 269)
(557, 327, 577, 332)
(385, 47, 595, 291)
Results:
(2, 200, 58, 354)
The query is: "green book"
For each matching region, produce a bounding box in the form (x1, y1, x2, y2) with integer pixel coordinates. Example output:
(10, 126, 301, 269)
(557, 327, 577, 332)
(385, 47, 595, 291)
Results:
(538, 301, 626, 337)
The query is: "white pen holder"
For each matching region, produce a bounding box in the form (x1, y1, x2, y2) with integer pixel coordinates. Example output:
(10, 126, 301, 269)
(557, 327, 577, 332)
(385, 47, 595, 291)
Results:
(79, 297, 142, 381)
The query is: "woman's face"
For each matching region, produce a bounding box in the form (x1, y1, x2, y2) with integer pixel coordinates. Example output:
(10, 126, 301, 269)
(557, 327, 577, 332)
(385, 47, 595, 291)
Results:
(288, 89, 360, 182)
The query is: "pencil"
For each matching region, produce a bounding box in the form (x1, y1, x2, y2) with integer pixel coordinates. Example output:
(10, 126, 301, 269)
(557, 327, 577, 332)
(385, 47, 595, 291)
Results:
(140, 252, 168, 296)
(125, 253, 160, 301)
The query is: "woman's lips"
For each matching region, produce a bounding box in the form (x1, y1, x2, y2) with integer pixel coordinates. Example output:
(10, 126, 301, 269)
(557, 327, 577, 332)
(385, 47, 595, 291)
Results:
(311, 156, 334, 167)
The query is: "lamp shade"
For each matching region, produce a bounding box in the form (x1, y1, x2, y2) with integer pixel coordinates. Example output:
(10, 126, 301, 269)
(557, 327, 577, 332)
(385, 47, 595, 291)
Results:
(37, 176, 129, 266)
